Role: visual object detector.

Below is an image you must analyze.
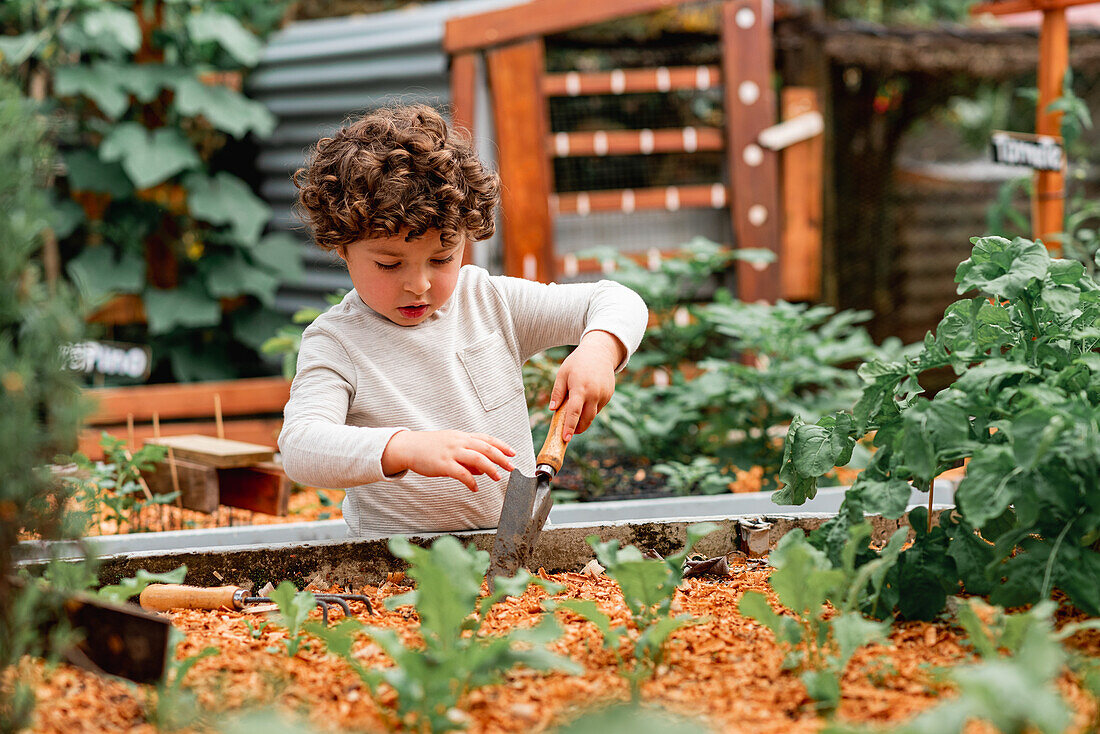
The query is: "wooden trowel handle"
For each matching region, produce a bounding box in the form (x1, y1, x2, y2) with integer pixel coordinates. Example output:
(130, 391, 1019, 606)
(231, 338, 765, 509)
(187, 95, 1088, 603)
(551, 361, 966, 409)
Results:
(139, 584, 242, 612)
(536, 408, 570, 475)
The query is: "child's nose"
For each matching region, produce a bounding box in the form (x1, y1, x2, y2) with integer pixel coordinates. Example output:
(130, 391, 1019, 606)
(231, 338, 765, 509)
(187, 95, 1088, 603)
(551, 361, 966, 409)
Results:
(405, 268, 430, 295)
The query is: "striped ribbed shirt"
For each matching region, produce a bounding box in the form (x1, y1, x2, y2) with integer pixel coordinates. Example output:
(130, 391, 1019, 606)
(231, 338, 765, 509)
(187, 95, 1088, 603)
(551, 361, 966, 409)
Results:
(278, 265, 648, 538)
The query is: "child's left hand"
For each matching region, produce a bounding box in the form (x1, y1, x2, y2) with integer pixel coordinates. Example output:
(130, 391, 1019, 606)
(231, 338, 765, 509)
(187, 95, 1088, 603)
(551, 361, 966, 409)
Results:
(548, 330, 626, 443)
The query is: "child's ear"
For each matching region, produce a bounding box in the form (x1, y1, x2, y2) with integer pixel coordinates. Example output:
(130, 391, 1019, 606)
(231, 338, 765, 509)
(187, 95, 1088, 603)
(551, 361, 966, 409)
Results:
(335, 246, 348, 264)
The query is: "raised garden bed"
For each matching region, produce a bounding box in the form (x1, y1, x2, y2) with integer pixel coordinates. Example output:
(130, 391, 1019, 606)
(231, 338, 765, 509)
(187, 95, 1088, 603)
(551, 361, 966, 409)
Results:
(18, 515, 1100, 734)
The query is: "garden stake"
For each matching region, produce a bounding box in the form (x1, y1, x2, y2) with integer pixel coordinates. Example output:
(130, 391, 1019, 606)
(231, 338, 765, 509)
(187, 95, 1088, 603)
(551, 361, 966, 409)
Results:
(214, 393, 224, 440)
(139, 584, 373, 624)
(153, 412, 183, 530)
(488, 408, 570, 590)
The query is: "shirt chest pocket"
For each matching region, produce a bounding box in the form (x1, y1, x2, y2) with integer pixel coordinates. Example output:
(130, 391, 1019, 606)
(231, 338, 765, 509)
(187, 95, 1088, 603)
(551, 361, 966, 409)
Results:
(457, 331, 523, 412)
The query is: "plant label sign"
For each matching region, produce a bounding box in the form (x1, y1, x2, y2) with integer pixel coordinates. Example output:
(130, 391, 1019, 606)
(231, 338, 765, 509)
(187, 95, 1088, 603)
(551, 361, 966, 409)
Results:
(62, 340, 152, 383)
(990, 131, 1064, 172)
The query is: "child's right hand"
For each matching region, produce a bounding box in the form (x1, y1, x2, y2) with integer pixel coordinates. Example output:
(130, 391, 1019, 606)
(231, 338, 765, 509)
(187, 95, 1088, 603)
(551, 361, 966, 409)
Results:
(381, 430, 516, 492)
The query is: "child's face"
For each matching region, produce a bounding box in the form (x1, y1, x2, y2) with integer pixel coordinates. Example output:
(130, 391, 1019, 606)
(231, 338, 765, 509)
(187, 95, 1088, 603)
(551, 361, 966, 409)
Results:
(340, 230, 464, 326)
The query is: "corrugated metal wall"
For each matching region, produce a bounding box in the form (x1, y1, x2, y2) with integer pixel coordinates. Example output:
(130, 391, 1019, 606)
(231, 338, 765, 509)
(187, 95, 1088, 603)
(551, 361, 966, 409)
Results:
(250, 0, 520, 314)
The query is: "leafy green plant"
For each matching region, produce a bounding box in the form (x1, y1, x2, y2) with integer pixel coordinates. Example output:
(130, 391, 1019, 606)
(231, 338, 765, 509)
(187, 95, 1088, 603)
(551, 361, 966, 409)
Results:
(653, 457, 730, 495)
(547, 522, 717, 699)
(310, 535, 580, 733)
(777, 235, 1100, 618)
(146, 627, 219, 731)
(266, 581, 317, 657)
(244, 619, 270, 640)
(0, 74, 88, 733)
(0, 0, 299, 381)
(825, 600, 1099, 734)
(63, 432, 172, 534)
(738, 524, 906, 712)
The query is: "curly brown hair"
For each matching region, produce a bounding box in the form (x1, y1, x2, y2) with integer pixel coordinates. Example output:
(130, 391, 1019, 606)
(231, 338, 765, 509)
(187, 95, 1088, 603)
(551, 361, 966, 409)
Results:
(294, 104, 500, 252)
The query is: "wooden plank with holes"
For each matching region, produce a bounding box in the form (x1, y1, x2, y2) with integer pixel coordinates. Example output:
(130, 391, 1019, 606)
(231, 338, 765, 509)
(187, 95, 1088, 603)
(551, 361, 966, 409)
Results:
(445, 0, 692, 54)
(143, 457, 220, 514)
(780, 87, 823, 302)
(144, 435, 275, 468)
(219, 462, 291, 516)
(552, 183, 727, 216)
(722, 0, 781, 303)
(87, 377, 290, 424)
(549, 127, 724, 158)
(543, 65, 721, 96)
(487, 39, 555, 281)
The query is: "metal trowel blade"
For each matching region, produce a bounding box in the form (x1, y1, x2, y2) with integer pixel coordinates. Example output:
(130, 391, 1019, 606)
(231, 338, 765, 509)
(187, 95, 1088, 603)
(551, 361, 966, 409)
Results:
(488, 468, 553, 590)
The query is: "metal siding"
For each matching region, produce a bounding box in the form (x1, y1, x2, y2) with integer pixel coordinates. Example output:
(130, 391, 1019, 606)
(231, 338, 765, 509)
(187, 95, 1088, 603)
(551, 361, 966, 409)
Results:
(253, 0, 520, 314)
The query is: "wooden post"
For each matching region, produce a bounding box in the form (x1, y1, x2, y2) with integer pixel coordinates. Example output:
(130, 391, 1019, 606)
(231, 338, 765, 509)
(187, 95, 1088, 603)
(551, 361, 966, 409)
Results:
(780, 88, 823, 302)
(1036, 7, 1068, 248)
(487, 39, 554, 281)
(721, 0, 781, 303)
(450, 51, 480, 267)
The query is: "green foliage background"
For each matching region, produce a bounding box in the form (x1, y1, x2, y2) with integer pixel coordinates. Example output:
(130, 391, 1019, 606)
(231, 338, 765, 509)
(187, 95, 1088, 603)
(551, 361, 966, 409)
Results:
(0, 0, 299, 382)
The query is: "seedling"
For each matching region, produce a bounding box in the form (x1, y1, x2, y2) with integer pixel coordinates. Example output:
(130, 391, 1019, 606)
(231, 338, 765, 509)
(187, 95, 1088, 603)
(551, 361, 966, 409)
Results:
(63, 433, 172, 534)
(739, 524, 906, 713)
(97, 565, 187, 605)
(310, 535, 579, 733)
(266, 581, 316, 656)
(145, 628, 218, 731)
(547, 522, 718, 699)
(244, 619, 269, 640)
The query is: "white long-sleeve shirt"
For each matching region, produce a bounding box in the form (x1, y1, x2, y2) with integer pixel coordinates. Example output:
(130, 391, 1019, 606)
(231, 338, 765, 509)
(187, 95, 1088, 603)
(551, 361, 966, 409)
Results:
(278, 265, 648, 538)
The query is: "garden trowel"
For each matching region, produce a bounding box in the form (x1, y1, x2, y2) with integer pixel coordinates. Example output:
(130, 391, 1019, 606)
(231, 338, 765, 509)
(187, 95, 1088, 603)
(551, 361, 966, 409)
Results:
(488, 408, 569, 590)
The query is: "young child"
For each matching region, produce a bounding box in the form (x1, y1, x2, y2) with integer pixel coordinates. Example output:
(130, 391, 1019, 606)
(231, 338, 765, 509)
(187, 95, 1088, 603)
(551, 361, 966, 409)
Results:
(279, 105, 648, 539)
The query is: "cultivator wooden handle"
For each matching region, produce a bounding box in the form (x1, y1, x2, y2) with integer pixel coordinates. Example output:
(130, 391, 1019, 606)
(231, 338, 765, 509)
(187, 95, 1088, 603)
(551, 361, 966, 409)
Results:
(536, 407, 570, 476)
(139, 584, 244, 611)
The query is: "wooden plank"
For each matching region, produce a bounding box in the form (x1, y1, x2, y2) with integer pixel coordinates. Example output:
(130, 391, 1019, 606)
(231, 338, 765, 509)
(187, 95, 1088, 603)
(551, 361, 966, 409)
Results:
(219, 462, 291, 516)
(445, 0, 693, 54)
(87, 377, 290, 425)
(144, 435, 275, 468)
(143, 457, 220, 514)
(543, 65, 722, 96)
(971, 0, 1098, 16)
(1035, 7, 1068, 248)
(81, 418, 283, 461)
(488, 39, 555, 281)
(721, 0, 781, 303)
(779, 87, 823, 302)
(549, 127, 724, 157)
(552, 183, 727, 215)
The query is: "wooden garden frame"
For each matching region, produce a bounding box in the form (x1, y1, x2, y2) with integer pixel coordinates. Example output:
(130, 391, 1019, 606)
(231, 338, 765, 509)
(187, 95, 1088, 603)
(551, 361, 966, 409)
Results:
(445, 0, 799, 303)
(971, 0, 1100, 249)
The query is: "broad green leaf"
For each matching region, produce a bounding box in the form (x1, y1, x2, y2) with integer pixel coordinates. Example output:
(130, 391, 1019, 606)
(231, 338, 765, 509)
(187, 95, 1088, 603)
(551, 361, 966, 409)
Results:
(185, 172, 270, 245)
(269, 580, 317, 634)
(59, 6, 141, 58)
(174, 77, 276, 138)
(0, 32, 40, 66)
(115, 64, 189, 102)
(231, 305, 291, 352)
(738, 590, 801, 646)
(253, 232, 305, 283)
(54, 64, 129, 118)
(203, 253, 281, 306)
(144, 279, 222, 335)
(830, 612, 886, 668)
(852, 476, 911, 518)
(1048, 258, 1085, 285)
(955, 236, 1049, 300)
(100, 123, 200, 189)
(64, 150, 133, 197)
(186, 12, 263, 66)
(768, 530, 842, 616)
(51, 196, 85, 239)
(955, 447, 1017, 528)
(801, 670, 841, 710)
(97, 565, 187, 604)
(791, 422, 841, 477)
(66, 246, 145, 305)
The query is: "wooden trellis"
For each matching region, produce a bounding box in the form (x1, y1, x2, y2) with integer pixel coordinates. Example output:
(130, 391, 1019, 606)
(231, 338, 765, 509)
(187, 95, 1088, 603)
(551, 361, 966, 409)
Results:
(445, 0, 811, 304)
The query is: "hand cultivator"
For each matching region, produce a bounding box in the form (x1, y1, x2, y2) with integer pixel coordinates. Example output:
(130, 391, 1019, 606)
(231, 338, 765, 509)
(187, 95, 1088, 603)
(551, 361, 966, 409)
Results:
(139, 584, 372, 623)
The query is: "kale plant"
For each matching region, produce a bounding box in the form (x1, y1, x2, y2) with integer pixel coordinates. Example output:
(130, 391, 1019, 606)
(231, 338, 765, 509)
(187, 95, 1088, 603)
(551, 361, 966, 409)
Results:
(777, 235, 1100, 617)
(310, 535, 579, 733)
(548, 522, 718, 699)
(739, 524, 906, 712)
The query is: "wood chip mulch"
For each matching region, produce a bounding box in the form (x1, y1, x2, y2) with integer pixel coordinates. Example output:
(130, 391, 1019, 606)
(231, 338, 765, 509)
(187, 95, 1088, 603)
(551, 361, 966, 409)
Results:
(20, 562, 1099, 734)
